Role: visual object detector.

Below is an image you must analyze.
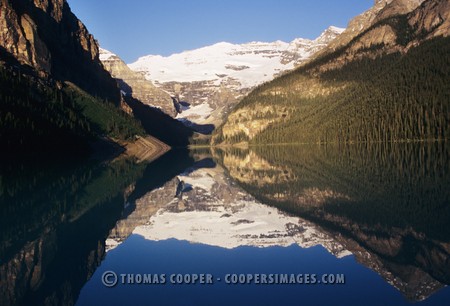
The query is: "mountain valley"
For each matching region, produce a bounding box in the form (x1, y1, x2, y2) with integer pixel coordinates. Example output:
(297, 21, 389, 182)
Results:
(100, 27, 344, 133)
(1, 0, 450, 305)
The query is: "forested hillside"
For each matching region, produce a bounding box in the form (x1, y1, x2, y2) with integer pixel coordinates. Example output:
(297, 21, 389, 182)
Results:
(213, 0, 450, 145)
(0, 63, 145, 156)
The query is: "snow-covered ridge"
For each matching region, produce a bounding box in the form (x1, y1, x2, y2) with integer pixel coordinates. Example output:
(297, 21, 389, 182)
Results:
(115, 26, 344, 126)
(128, 26, 345, 89)
(328, 25, 346, 33)
(99, 48, 117, 61)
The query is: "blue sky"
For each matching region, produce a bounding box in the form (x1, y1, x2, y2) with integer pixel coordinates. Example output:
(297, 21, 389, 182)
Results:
(67, 0, 373, 63)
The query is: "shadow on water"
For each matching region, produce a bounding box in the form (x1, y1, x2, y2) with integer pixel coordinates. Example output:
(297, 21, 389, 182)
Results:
(214, 142, 450, 302)
(0, 148, 199, 306)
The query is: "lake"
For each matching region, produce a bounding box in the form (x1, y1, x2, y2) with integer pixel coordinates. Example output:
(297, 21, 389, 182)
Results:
(1, 143, 449, 306)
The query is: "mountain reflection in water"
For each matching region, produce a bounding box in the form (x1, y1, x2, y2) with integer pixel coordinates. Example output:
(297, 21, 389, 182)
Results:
(0, 150, 194, 306)
(1, 143, 449, 306)
(213, 143, 450, 301)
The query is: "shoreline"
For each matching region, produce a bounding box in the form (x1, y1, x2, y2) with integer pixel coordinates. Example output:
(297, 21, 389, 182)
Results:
(118, 135, 171, 163)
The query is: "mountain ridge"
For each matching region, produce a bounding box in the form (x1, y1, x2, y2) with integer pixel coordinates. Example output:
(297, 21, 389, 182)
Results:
(322, 0, 426, 54)
(213, 0, 449, 145)
(123, 26, 344, 128)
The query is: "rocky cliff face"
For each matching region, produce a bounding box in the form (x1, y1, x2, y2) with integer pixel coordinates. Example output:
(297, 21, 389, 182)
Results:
(216, 74, 347, 142)
(314, 0, 448, 71)
(127, 27, 344, 128)
(408, 0, 450, 40)
(0, 0, 120, 104)
(323, 0, 425, 53)
(99, 48, 176, 116)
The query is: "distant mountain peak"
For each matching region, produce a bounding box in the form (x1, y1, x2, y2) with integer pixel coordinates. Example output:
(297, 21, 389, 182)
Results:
(99, 48, 118, 61)
(127, 26, 344, 128)
(314, 26, 346, 44)
(324, 25, 346, 34)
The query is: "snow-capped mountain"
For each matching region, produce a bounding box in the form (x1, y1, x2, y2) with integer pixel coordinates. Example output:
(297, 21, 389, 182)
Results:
(128, 26, 344, 127)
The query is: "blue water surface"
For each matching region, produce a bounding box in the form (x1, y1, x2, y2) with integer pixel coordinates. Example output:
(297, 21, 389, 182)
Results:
(76, 235, 450, 306)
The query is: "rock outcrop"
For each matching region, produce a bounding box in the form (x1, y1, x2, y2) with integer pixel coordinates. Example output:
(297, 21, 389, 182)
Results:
(99, 48, 176, 116)
(324, 0, 426, 53)
(408, 0, 450, 40)
(314, 0, 448, 70)
(0, 0, 120, 104)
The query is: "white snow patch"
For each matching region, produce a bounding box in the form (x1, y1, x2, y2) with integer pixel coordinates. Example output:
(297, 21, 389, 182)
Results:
(129, 40, 297, 89)
(178, 171, 216, 192)
(134, 199, 351, 257)
(99, 48, 116, 61)
(176, 103, 213, 121)
(328, 26, 346, 34)
(105, 238, 120, 251)
(128, 26, 344, 91)
(133, 201, 294, 249)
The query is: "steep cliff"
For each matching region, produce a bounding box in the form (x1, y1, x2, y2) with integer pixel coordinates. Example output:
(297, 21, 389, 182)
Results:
(323, 0, 425, 54)
(0, 0, 181, 156)
(0, 0, 120, 104)
(99, 48, 176, 116)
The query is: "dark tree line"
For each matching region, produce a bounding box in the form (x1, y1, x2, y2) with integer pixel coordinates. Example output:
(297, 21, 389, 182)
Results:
(0, 66, 145, 156)
(220, 36, 449, 145)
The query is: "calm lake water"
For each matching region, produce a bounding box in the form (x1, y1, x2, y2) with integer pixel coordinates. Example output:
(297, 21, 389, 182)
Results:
(1, 143, 449, 306)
